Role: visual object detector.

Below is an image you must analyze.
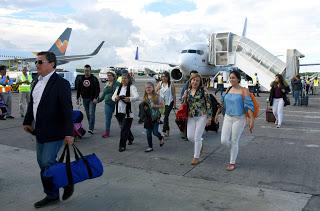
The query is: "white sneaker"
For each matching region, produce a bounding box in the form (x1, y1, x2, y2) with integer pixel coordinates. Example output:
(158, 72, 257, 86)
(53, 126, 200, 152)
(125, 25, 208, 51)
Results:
(88, 130, 94, 135)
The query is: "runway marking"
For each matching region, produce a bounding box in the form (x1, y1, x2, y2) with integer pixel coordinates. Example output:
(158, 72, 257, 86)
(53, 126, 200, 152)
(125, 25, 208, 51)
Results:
(305, 144, 319, 148)
(259, 125, 320, 133)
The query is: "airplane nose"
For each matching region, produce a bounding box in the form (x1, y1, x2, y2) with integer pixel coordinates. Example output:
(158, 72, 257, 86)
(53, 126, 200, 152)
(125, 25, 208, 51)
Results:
(179, 55, 192, 71)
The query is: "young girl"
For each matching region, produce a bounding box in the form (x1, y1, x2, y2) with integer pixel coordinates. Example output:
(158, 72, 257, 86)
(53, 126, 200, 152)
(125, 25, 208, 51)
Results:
(220, 70, 254, 171)
(182, 73, 212, 165)
(142, 82, 164, 152)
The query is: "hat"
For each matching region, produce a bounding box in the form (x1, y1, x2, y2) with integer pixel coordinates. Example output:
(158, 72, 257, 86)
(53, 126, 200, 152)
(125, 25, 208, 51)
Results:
(107, 70, 116, 78)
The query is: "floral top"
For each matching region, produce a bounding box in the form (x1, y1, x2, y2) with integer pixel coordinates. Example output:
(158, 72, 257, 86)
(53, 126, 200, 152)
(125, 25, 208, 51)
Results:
(187, 88, 212, 118)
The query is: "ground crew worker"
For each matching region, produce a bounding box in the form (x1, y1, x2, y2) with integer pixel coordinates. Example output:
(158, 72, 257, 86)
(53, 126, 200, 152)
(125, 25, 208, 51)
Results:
(0, 65, 14, 119)
(313, 77, 319, 95)
(17, 67, 32, 117)
(215, 73, 224, 96)
(252, 73, 260, 97)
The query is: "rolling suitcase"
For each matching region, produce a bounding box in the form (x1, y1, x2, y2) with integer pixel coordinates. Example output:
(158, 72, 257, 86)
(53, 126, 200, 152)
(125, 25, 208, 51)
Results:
(266, 105, 276, 123)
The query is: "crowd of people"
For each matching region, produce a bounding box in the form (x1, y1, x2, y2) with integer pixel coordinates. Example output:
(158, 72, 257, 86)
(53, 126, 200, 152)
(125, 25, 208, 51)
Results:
(0, 50, 318, 208)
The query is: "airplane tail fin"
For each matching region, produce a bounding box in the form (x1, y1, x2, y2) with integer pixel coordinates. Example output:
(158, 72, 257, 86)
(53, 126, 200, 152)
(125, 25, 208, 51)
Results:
(242, 18, 247, 37)
(135, 46, 139, 60)
(48, 27, 72, 56)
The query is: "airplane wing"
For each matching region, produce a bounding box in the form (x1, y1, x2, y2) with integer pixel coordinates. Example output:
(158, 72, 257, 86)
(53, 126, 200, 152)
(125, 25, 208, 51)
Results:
(134, 46, 178, 67)
(57, 41, 105, 64)
(300, 63, 320, 66)
(0, 41, 105, 65)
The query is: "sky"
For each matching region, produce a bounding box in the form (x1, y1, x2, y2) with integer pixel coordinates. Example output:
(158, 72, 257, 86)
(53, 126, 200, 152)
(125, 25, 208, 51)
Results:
(0, 0, 319, 72)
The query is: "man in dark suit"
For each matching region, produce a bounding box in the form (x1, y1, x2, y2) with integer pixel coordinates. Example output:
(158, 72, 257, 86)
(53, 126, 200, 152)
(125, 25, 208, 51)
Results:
(23, 51, 74, 208)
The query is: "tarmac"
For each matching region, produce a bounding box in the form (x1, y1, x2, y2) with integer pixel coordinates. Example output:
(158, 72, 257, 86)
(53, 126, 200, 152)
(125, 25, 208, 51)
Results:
(0, 79, 320, 211)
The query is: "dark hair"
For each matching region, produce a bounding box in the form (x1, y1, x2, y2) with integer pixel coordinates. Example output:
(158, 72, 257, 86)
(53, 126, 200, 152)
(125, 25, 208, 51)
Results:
(190, 70, 198, 75)
(229, 70, 241, 83)
(0, 65, 6, 71)
(275, 74, 285, 86)
(121, 73, 132, 86)
(296, 74, 300, 79)
(37, 51, 57, 68)
(84, 64, 91, 70)
(161, 71, 171, 86)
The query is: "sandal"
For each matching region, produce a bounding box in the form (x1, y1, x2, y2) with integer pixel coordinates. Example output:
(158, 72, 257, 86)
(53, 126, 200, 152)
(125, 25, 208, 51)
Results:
(226, 164, 236, 171)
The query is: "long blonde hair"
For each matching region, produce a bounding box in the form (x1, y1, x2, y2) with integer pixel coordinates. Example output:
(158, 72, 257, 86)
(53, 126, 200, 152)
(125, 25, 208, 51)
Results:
(143, 82, 158, 104)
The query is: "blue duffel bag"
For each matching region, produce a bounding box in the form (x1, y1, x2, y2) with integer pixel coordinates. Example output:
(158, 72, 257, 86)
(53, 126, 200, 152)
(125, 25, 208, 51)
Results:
(43, 144, 104, 189)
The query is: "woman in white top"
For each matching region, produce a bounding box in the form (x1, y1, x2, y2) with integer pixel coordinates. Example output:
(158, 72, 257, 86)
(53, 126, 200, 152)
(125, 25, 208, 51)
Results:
(156, 71, 176, 137)
(112, 73, 139, 152)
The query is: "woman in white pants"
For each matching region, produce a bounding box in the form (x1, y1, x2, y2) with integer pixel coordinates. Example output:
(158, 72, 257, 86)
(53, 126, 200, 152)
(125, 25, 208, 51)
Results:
(182, 73, 212, 165)
(269, 74, 291, 128)
(220, 70, 254, 171)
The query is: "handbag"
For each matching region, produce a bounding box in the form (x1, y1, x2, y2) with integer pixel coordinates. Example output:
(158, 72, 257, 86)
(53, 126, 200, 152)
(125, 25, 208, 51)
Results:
(175, 103, 188, 121)
(42, 144, 104, 189)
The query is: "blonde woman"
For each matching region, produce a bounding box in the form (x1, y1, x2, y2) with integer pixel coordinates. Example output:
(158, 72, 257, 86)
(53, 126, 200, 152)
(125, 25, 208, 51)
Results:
(182, 73, 212, 165)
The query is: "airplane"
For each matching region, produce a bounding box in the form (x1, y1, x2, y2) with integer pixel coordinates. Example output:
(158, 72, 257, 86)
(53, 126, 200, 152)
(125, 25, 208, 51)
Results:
(0, 27, 105, 67)
(133, 18, 248, 81)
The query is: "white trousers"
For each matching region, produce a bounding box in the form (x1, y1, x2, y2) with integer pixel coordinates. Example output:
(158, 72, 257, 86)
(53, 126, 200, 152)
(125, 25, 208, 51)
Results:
(272, 98, 284, 126)
(187, 115, 207, 159)
(19, 92, 30, 116)
(221, 114, 246, 164)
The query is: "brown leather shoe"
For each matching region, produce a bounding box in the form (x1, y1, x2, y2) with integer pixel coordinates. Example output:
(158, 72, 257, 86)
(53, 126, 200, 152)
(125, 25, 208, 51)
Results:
(191, 158, 199, 165)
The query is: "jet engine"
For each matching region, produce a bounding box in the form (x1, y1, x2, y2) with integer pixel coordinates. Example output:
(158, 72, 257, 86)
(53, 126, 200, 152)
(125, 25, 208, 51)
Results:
(170, 68, 184, 81)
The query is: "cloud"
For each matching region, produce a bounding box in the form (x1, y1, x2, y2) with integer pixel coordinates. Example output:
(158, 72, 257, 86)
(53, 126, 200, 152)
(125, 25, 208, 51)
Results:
(1, 0, 320, 73)
(0, 38, 19, 49)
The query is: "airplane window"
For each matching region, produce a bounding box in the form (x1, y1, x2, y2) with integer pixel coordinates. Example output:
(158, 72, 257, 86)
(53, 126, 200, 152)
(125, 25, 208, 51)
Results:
(197, 50, 204, 55)
(181, 50, 187, 53)
(188, 50, 197, 53)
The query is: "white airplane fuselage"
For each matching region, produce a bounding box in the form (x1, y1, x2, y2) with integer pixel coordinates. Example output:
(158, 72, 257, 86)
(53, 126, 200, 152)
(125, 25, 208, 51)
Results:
(171, 43, 223, 80)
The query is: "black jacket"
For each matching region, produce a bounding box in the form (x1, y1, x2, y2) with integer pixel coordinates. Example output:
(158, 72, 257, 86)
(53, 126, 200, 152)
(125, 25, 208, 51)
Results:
(23, 72, 73, 143)
(76, 74, 100, 100)
(269, 82, 291, 106)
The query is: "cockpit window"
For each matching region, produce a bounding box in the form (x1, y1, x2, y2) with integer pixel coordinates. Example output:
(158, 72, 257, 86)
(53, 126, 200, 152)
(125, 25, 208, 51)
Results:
(188, 50, 197, 53)
(181, 50, 187, 53)
(197, 50, 204, 55)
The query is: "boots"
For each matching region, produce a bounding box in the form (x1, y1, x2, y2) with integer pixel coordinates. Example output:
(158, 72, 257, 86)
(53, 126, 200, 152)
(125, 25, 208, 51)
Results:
(102, 130, 110, 138)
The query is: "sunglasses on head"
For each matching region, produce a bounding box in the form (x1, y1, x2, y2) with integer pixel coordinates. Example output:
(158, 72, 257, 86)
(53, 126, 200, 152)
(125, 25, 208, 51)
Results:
(35, 60, 49, 65)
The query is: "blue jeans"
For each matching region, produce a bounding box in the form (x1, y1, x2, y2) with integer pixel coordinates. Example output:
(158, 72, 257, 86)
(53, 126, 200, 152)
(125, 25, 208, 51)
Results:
(36, 140, 63, 198)
(146, 123, 163, 148)
(293, 90, 301, 105)
(104, 103, 115, 132)
(82, 98, 96, 130)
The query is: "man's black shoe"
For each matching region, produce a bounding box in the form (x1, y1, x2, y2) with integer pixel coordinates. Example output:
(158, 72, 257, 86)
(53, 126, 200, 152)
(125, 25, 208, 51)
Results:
(62, 185, 74, 201)
(6, 115, 14, 119)
(128, 140, 133, 145)
(34, 196, 59, 208)
(119, 147, 126, 152)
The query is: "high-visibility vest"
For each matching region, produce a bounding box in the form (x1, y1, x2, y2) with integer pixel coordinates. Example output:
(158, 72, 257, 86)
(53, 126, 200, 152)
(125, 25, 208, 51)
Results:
(252, 75, 258, 85)
(217, 75, 223, 84)
(314, 79, 319, 87)
(18, 73, 32, 92)
(0, 85, 5, 93)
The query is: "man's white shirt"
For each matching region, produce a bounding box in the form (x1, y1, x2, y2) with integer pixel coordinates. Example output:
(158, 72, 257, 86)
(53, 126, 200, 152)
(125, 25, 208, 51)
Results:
(32, 71, 55, 121)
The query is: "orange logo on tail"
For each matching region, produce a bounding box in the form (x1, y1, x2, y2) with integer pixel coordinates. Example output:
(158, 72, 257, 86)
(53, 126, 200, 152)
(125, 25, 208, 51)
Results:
(55, 39, 68, 54)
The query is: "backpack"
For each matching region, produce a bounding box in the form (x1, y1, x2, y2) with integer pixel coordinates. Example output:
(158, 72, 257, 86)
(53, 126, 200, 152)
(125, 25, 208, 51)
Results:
(241, 88, 259, 118)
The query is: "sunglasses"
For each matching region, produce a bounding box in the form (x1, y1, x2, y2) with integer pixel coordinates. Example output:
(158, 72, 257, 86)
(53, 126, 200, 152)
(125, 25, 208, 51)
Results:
(35, 60, 49, 65)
